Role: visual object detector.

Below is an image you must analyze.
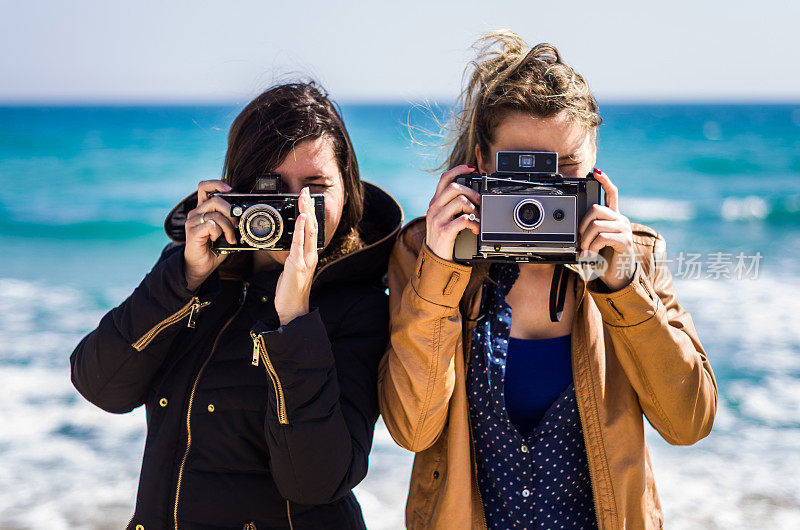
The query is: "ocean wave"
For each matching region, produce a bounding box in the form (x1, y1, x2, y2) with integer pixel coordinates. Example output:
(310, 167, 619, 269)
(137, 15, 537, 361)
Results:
(0, 219, 161, 240)
(0, 278, 106, 366)
(623, 198, 695, 222)
(624, 195, 800, 224)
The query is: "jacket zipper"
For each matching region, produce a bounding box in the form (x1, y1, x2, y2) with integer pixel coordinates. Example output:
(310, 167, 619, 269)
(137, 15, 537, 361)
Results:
(250, 331, 288, 425)
(131, 296, 210, 351)
(286, 499, 294, 530)
(607, 298, 624, 319)
(173, 281, 249, 529)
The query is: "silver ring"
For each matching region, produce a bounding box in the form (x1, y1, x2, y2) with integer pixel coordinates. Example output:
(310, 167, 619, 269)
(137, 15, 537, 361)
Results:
(200, 212, 206, 224)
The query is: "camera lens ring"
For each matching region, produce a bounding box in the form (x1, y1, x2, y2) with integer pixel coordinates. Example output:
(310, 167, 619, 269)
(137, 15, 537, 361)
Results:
(240, 204, 284, 248)
(513, 198, 545, 230)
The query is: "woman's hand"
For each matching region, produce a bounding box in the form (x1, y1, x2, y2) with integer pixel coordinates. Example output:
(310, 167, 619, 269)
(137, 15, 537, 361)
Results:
(275, 187, 318, 326)
(578, 168, 636, 291)
(184, 180, 238, 291)
(425, 165, 481, 261)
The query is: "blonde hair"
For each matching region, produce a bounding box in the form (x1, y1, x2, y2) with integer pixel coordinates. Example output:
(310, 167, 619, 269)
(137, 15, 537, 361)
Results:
(444, 29, 602, 169)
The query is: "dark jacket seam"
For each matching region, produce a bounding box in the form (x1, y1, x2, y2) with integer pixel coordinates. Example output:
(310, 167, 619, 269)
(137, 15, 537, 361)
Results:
(413, 317, 442, 451)
(602, 312, 656, 328)
(409, 278, 462, 309)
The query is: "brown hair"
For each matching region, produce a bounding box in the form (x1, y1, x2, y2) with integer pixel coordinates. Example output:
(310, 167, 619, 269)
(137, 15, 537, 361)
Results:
(219, 82, 364, 276)
(444, 29, 602, 170)
(443, 30, 602, 314)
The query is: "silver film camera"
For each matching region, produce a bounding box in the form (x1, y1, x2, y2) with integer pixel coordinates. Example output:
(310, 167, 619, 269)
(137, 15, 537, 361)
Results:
(208, 174, 325, 254)
(453, 151, 602, 264)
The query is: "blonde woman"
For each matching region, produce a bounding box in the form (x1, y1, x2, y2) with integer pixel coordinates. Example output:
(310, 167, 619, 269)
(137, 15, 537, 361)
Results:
(378, 31, 717, 529)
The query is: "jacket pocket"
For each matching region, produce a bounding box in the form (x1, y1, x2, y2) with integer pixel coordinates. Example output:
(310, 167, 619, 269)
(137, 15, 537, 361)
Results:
(131, 296, 210, 351)
(250, 330, 289, 425)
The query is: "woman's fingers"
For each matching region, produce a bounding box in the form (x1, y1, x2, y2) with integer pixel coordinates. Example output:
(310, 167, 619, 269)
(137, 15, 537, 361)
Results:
(578, 203, 619, 235)
(189, 196, 238, 244)
(580, 219, 626, 251)
(434, 193, 479, 227)
(188, 211, 237, 244)
(194, 196, 237, 223)
(197, 179, 232, 207)
(592, 168, 619, 212)
(587, 232, 629, 256)
(434, 164, 477, 199)
(426, 164, 482, 260)
(430, 180, 481, 212)
(300, 188, 318, 263)
(186, 214, 222, 245)
(290, 213, 306, 263)
(445, 213, 480, 237)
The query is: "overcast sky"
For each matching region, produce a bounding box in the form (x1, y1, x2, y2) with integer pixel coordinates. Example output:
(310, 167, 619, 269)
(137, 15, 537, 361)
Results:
(1, 0, 799, 104)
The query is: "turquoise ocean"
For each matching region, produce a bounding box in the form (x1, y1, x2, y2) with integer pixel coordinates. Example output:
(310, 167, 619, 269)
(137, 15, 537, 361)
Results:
(1, 103, 799, 528)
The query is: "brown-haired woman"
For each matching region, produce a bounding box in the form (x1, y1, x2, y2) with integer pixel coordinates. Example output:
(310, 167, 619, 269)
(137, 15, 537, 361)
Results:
(378, 30, 717, 529)
(70, 81, 403, 529)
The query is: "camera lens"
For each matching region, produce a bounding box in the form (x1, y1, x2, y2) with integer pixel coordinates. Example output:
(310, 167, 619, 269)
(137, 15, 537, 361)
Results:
(250, 213, 275, 237)
(513, 198, 544, 230)
(553, 209, 565, 221)
(240, 204, 283, 248)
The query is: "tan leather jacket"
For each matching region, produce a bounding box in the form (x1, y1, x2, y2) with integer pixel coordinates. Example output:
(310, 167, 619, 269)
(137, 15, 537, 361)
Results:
(377, 217, 717, 529)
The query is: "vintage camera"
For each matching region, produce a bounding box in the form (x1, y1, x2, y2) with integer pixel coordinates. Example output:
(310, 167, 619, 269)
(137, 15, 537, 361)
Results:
(208, 174, 325, 254)
(453, 151, 601, 264)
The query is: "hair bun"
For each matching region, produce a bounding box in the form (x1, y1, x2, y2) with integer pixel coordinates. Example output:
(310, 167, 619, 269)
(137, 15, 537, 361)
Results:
(525, 43, 561, 65)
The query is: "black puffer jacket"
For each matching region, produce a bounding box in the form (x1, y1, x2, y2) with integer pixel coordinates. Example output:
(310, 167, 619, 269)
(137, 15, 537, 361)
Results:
(70, 182, 402, 529)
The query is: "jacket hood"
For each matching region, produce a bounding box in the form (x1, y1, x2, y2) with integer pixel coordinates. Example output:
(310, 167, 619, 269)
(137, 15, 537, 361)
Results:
(164, 181, 404, 289)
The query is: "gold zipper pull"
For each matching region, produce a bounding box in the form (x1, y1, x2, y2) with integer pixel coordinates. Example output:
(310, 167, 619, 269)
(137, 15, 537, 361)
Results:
(250, 331, 260, 366)
(186, 298, 201, 328)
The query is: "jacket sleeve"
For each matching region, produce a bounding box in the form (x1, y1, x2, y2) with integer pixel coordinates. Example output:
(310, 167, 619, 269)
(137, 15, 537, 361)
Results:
(376, 230, 473, 453)
(252, 289, 389, 505)
(587, 234, 718, 445)
(69, 243, 220, 413)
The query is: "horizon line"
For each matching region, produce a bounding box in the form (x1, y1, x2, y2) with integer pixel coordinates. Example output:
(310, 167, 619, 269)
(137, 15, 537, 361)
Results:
(0, 94, 800, 107)
(1, 96, 800, 108)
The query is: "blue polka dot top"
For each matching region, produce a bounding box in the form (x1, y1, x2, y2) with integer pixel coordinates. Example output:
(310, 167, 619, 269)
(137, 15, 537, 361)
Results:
(466, 263, 598, 529)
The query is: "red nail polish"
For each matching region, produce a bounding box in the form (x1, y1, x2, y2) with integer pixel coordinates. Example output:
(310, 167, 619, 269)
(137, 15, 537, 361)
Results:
(593, 168, 601, 174)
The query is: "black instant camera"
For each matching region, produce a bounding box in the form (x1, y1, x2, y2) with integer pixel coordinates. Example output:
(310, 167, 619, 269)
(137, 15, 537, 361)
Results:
(208, 174, 325, 254)
(453, 151, 601, 264)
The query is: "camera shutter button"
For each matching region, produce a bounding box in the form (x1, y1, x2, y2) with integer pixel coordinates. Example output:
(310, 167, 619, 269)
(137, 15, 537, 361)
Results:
(232, 205, 243, 216)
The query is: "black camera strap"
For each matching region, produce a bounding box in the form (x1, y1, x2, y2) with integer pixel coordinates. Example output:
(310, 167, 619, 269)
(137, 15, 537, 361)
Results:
(549, 265, 570, 322)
